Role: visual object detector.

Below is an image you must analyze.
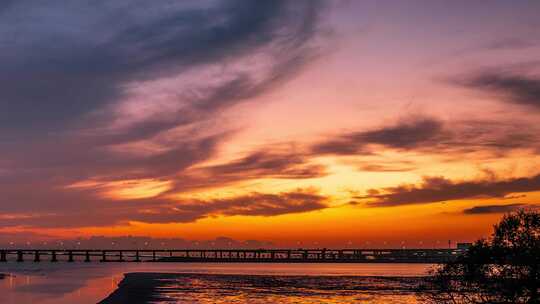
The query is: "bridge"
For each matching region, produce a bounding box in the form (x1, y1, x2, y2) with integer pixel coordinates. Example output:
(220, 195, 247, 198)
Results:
(0, 248, 463, 263)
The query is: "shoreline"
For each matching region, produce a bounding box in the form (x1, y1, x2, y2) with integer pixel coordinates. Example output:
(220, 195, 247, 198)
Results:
(99, 272, 426, 304)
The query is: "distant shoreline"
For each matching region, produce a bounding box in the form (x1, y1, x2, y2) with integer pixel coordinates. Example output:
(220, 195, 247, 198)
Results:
(99, 272, 426, 304)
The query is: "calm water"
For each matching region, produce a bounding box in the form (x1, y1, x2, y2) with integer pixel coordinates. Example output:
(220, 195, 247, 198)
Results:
(0, 263, 433, 303)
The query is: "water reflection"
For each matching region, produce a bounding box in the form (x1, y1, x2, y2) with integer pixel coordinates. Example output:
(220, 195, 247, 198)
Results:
(101, 273, 423, 304)
(0, 264, 120, 304)
(0, 263, 432, 304)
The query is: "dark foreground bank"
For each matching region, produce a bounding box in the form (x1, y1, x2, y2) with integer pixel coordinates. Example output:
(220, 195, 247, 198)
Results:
(99, 272, 425, 304)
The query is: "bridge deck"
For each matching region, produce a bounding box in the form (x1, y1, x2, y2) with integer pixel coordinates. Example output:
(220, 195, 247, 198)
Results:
(0, 248, 463, 263)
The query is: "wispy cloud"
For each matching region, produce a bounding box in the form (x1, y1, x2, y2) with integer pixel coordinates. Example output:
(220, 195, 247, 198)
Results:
(0, 0, 330, 228)
(0, 0, 325, 136)
(481, 38, 537, 51)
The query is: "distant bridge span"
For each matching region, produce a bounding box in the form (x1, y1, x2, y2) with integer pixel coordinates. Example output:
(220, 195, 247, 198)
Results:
(0, 248, 464, 263)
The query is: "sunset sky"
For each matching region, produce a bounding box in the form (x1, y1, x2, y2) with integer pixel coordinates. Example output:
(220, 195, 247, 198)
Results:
(1, 0, 540, 248)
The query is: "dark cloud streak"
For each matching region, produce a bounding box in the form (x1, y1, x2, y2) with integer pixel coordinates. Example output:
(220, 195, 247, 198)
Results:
(462, 203, 536, 215)
(134, 190, 327, 224)
(0, 189, 328, 228)
(462, 72, 540, 110)
(362, 174, 540, 207)
(311, 118, 445, 155)
(310, 116, 537, 159)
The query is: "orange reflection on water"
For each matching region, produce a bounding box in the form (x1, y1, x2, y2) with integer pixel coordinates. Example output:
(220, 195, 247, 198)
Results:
(0, 263, 430, 304)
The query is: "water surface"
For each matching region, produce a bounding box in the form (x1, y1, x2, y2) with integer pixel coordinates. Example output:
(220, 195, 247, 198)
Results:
(0, 263, 433, 303)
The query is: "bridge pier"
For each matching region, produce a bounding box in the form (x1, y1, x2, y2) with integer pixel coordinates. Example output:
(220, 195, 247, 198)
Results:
(17, 251, 23, 262)
(119, 251, 124, 262)
(67, 251, 74, 262)
(152, 251, 156, 261)
(51, 251, 58, 262)
(34, 250, 40, 262)
(0, 250, 6, 262)
(135, 251, 140, 262)
(101, 251, 107, 262)
(85, 251, 90, 262)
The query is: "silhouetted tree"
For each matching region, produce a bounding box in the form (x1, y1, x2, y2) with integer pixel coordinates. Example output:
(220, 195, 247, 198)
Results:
(419, 209, 540, 304)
